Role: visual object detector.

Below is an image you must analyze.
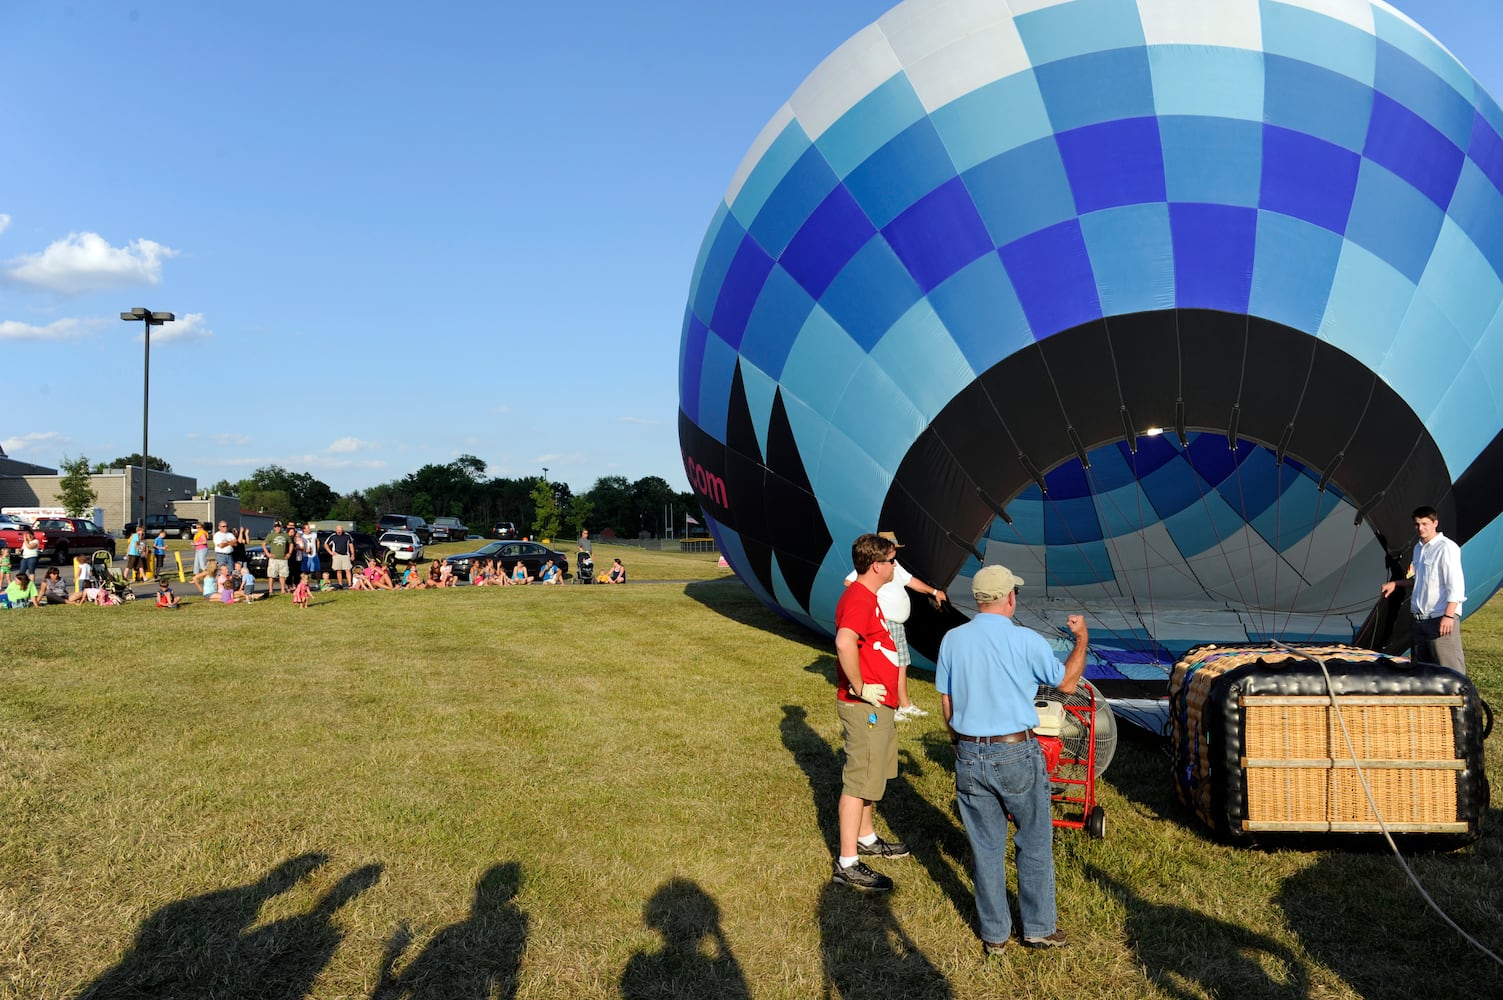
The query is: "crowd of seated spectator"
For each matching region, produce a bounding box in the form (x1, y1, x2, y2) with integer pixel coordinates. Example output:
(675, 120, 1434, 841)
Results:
(21, 543, 630, 608)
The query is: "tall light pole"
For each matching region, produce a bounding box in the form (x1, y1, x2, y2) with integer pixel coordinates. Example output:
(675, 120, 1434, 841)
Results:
(119, 307, 175, 528)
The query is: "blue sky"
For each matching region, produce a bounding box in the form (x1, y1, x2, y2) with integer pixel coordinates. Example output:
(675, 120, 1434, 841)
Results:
(2, 0, 1499, 495)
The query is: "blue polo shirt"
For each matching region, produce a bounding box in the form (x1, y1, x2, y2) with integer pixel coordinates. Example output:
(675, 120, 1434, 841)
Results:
(936, 613, 1064, 737)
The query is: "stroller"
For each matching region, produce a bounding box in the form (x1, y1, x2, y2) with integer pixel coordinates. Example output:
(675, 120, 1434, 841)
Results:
(575, 551, 595, 584)
(88, 550, 137, 603)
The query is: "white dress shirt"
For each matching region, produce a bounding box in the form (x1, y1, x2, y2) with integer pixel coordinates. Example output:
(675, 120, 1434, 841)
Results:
(1411, 532, 1465, 619)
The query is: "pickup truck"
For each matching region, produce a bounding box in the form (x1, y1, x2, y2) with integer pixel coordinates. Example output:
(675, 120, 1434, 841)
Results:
(429, 516, 469, 543)
(122, 513, 197, 539)
(0, 517, 116, 565)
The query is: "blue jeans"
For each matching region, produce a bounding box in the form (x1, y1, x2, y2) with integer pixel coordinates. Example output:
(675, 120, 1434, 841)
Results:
(954, 738, 1057, 943)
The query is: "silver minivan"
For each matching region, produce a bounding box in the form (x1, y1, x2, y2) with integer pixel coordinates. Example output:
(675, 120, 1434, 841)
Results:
(377, 513, 430, 545)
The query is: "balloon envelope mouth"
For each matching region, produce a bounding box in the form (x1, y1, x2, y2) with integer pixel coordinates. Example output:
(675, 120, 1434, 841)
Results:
(951, 433, 1386, 667)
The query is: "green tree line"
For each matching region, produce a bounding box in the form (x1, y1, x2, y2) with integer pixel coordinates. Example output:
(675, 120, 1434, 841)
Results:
(205, 455, 702, 540)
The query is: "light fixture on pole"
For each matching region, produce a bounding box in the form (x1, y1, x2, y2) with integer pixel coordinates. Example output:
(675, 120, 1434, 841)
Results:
(119, 307, 175, 528)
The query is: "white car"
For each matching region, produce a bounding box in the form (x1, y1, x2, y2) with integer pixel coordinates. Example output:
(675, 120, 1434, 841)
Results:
(378, 530, 425, 562)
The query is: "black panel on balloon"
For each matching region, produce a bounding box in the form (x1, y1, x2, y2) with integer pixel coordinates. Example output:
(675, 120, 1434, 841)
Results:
(763, 388, 831, 611)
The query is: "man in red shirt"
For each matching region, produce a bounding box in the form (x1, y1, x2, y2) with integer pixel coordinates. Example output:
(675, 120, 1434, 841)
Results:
(831, 532, 910, 891)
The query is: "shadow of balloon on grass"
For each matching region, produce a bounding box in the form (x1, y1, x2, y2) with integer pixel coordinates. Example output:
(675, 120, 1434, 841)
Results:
(1276, 812, 1503, 1000)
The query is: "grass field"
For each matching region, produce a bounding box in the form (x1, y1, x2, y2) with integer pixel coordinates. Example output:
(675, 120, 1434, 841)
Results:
(2, 545, 1499, 999)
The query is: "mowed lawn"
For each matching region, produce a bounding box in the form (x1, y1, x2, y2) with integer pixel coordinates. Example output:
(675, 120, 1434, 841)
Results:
(2, 546, 1500, 999)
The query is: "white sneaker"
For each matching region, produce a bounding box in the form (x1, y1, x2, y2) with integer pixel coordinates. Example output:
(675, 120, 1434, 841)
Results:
(900, 704, 928, 718)
(894, 705, 914, 721)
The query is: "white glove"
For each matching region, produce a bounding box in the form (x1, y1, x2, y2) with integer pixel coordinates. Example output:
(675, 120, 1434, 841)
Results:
(856, 683, 888, 706)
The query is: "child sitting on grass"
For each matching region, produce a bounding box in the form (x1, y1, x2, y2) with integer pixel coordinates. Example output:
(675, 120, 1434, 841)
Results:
(156, 580, 182, 609)
(320, 571, 338, 592)
(235, 563, 263, 602)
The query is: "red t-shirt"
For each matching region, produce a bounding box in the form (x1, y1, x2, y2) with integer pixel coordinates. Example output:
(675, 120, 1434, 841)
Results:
(834, 581, 899, 707)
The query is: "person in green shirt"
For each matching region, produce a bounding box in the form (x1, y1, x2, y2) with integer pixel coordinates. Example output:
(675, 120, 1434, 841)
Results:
(5, 572, 40, 608)
(263, 521, 294, 596)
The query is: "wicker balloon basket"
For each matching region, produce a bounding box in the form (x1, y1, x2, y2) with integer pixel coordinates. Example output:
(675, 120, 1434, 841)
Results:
(1169, 644, 1491, 849)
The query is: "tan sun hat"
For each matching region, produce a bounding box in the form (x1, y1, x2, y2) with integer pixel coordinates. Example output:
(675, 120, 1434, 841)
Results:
(972, 565, 1024, 603)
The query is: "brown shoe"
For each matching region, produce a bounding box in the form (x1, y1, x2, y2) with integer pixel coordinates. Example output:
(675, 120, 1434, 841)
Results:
(1023, 929, 1068, 949)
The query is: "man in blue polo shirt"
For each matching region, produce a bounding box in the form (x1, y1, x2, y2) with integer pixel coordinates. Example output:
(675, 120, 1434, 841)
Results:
(937, 564, 1087, 956)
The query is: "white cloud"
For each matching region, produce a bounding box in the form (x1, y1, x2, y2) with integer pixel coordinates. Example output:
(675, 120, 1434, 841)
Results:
(7, 232, 178, 293)
(327, 437, 376, 454)
(0, 316, 100, 340)
(2, 430, 68, 456)
(0, 214, 11, 235)
(142, 311, 212, 344)
(535, 452, 586, 465)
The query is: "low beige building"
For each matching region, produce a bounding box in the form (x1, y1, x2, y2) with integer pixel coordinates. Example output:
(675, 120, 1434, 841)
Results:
(0, 450, 243, 534)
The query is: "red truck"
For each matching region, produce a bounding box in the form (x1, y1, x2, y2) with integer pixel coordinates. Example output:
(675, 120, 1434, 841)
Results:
(0, 517, 115, 565)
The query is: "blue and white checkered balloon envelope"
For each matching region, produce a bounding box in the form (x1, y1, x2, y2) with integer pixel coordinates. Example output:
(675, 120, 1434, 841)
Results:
(679, 0, 1503, 693)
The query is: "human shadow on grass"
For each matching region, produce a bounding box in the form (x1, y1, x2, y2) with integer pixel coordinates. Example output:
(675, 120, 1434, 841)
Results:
(818, 881, 953, 999)
(1085, 863, 1310, 999)
(620, 878, 750, 1000)
(74, 852, 329, 999)
(235, 862, 384, 1000)
(372, 861, 528, 1000)
(779, 702, 843, 853)
(781, 695, 977, 933)
(1277, 811, 1503, 1000)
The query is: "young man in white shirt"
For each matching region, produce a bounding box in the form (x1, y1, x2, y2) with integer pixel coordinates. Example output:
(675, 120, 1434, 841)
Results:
(1381, 505, 1466, 673)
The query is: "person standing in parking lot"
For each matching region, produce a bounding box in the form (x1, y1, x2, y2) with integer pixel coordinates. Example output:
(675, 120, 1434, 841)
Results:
(18, 531, 41, 578)
(213, 521, 237, 569)
(264, 521, 293, 596)
(325, 524, 356, 588)
(125, 527, 144, 582)
(297, 522, 321, 583)
(191, 522, 210, 575)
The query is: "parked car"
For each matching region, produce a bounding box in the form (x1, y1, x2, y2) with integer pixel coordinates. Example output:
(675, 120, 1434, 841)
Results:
(377, 513, 431, 545)
(122, 513, 197, 539)
(246, 530, 383, 581)
(491, 522, 518, 540)
(429, 516, 468, 543)
(30, 517, 117, 565)
(444, 540, 569, 581)
(378, 530, 425, 562)
(0, 513, 32, 532)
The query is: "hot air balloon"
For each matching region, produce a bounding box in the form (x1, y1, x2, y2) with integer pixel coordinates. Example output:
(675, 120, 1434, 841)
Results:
(679, 0, 1503, 697)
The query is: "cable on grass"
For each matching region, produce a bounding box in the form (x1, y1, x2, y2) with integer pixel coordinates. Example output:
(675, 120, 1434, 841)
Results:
(1270, 639, 1503, 969)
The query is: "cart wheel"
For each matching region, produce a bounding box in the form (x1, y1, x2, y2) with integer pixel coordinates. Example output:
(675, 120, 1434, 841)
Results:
(1086, 805, 1106, 839)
